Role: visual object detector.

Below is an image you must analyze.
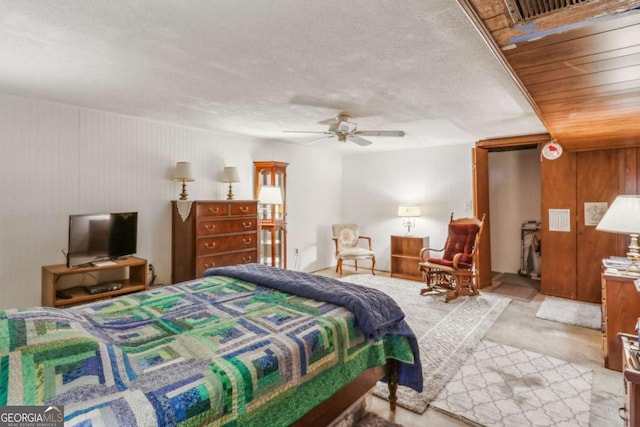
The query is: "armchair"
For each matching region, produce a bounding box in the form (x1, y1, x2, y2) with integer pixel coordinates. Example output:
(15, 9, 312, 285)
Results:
(332, 224, 376, 277)
(418, 213, 485, 302)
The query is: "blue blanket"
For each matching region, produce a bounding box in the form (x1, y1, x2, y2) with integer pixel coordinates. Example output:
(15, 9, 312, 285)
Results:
(205, 263, 423, 392)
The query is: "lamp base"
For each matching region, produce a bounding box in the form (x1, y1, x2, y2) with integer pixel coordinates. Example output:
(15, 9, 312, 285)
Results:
(402, 218, 415, 236)
(626, 233, 640, 273)
(226, 183, 234, 200)
(179, 181, 189, 200)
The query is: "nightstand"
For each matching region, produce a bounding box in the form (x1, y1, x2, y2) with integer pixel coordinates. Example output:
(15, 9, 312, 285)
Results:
(390, 235, 429, 281)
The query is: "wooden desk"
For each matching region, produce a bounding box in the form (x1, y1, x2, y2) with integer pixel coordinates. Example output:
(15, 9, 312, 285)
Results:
(602, 272, 640, 371)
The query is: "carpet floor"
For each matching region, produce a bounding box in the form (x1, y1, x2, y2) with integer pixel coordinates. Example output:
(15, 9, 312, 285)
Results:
(535, 296, 602, 330)
(353, 412, 403, 427)
(431, 340, 593, 426)
(341, 274, 511, 414)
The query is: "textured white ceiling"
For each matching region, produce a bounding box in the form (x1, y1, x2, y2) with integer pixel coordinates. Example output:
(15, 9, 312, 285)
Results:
(0, 1, 546, 153)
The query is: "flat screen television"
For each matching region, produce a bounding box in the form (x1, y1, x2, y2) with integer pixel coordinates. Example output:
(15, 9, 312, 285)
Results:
(67, 212, 138, 267)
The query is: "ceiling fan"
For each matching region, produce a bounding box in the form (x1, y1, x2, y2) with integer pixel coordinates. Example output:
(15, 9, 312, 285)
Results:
(283, 114, 405, 146)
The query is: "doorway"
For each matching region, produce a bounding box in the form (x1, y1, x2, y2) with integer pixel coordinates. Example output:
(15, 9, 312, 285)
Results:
(472, 133, 550, 289)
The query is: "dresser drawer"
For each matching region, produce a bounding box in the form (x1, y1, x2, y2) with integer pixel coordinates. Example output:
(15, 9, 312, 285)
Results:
(197, 218, 257, 236)
(196, 203, 229, 217)
(196, 251, 257, 277)
(197, 234, 257, 256)
(230, 203, 257, 216)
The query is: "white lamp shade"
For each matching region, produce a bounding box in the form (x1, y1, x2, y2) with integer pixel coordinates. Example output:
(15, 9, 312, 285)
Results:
(398, 204, 421, 217)
(258, 186, 283, 205)
(222, 166, 240, 183)
(596, 195, 640, 234)
(173, 162, 194, 181)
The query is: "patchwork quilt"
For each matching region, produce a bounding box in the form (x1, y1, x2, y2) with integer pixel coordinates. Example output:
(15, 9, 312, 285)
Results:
(0, 272, 419, 426)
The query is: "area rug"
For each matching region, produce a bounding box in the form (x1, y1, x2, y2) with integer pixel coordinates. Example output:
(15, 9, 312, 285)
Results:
(341, 274, 511, 414)
(430, 340, 593, 426)
(488, 282, 538, 303)
(535, 296, 601, 330)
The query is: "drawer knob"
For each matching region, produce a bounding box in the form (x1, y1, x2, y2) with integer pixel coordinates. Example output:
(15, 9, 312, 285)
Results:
(242, 256, 252, 263)
(204, 262, 216, 269)
(240, 206, 249, 212)
(205, 224, 216, 231)
(208, 207, 220, 214)
(242, 221, 252, 228)
(204, 242, 216, 249)
(243, 238, 252, 245)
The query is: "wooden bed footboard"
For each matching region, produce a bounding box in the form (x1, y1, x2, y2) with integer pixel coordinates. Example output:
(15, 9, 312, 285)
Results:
(291, 359, 399, 426)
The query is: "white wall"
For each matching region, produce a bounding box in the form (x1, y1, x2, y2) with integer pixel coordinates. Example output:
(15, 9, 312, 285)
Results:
(0, 93, 341, 309)
(488, 148, 541, 274)
(342, 144, 475, 272)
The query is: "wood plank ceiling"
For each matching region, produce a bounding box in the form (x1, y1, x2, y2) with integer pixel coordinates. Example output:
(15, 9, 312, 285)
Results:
(466, 0, 640, 151)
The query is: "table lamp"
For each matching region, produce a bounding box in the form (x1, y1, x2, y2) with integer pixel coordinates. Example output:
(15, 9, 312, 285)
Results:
(222, 166, 240, 200)
(173, 162, 194, 200)
(398, 204, 421, 235)
(596, 195, 640, 273)
(258, 186, 283, 219)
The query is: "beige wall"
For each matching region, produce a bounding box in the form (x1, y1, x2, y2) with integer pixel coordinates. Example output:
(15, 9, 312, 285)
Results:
(341, 144, 475, 272)
(0, 93, 343, 309)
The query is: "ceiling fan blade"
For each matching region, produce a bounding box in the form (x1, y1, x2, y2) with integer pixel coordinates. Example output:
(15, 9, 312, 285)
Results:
(283, 130, 333, 134)
(354, 130, 406, 137)
(348, 135, 373, 146)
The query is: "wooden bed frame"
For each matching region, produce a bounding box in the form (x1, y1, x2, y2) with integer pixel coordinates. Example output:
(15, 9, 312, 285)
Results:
(291, 359, 399, 426)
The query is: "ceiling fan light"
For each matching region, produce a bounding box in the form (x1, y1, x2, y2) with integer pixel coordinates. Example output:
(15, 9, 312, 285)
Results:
(337, 121, 350, 132)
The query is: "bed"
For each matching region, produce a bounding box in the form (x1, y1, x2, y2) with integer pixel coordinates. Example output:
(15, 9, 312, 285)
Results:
(0, 264, 422, 426)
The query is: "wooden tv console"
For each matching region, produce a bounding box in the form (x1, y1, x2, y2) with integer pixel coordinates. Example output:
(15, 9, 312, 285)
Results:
(42, 256, 148, 307)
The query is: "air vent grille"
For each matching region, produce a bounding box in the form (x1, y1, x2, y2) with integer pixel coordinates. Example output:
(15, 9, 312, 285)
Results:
(507, 0, 591, 21)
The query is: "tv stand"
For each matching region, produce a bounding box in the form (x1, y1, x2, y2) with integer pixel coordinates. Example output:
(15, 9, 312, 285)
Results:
(42, 256, 148, 307)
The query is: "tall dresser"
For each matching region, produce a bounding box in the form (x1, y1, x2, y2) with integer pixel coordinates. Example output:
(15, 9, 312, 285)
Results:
(171, 200, 259, 283)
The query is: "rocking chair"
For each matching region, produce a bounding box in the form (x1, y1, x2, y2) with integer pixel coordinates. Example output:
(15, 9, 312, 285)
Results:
(418, 213, 485, 302)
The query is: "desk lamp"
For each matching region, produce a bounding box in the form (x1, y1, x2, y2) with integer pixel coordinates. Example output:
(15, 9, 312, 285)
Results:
(398, 204, 421, 235)
(596, 195, 640, 273)
(173, 162, 194, 200)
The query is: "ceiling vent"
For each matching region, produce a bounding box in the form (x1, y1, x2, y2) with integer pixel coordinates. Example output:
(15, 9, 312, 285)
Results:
(506, 0, 591, 21)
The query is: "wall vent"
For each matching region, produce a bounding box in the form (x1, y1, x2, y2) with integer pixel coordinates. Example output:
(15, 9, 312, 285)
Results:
(506, 0, 591, 21)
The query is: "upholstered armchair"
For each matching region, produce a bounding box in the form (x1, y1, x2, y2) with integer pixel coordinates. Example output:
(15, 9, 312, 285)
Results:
(418, 213, 485, 302)
(332, 224, 376, 277)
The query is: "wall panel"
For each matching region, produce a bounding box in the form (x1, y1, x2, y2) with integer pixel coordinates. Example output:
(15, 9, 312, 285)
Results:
(342, 144, 475, 272)
(540, 152, 577, 298)
(0, 93, 342, 309)
(576, 150, 620, 302)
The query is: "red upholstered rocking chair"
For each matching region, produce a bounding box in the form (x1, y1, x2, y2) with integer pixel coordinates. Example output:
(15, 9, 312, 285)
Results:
(418, 213, 485, 302)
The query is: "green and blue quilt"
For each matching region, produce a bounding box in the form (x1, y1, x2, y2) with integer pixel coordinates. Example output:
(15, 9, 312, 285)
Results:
(0, 271, 420, 426)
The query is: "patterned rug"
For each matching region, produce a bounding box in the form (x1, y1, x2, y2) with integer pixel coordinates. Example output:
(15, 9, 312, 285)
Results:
(431, 340, 593, 426)
(341, 274, 511, 414)
(535, 296, 602, 330)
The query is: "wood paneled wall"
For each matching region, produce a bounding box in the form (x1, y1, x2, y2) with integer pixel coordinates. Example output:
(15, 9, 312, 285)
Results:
(541, 145, 640, 303)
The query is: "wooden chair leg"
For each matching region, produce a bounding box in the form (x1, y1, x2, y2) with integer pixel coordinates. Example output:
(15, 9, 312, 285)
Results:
(371, 256, 376, 275)
(336, 259, 343, 277)
(355, 260, 358, 272)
